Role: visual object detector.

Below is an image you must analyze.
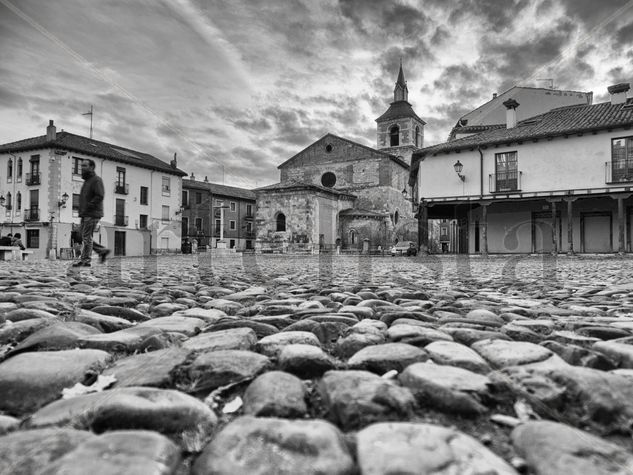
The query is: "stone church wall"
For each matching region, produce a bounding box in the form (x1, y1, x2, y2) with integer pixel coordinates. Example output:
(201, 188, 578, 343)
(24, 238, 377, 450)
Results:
(339, 216, 388, 249)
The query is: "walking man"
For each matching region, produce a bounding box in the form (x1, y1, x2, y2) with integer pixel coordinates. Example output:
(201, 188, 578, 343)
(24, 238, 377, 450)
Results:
(73, 159, 110, 267)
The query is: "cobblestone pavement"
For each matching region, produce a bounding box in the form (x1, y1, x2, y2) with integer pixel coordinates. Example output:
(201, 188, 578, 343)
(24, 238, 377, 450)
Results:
(2, 254, 633, 474)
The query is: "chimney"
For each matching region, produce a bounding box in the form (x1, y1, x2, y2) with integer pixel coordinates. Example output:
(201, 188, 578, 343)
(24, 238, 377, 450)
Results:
(608, 83, 630, 105)
(503, 99, 519, 128)
(204, 176, 209, 183)
(492, 92, 498, 99)
(170, 152, 177, 169)
(190, 172, 195, 180)
(46, 120, 56, 141)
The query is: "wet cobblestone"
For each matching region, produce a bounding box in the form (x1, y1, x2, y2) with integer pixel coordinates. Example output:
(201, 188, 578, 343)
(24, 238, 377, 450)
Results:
(1, 253, 633, 474)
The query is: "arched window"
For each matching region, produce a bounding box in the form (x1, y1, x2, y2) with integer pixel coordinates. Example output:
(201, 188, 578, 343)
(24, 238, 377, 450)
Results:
(415, 126, 420, 147)
(16, 192, 21, 211)
(17, 158, 22, 178)
(5, 192, 11, 210)
(350, 229, 357, 245)
(7, 158, 12, 182)
(393, 210, 399, 225)
(276, 213, 286, 232)
(390, 125, 399, 146)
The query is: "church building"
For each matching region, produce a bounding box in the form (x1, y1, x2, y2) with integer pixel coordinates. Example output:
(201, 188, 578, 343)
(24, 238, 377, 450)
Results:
(254, 65, 424, 253)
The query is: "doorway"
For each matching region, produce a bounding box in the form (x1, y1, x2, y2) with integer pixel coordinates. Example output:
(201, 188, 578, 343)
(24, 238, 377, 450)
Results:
(114, 231, 126, 256)
(532, 211, 561, 253)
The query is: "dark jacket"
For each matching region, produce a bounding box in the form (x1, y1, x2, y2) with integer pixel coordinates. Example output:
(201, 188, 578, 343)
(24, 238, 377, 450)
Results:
(79, 172, 105, 218)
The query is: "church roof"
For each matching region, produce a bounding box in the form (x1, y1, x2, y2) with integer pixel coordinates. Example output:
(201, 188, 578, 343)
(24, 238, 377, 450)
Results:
(255, 180, 357, 198)
(339, 208, 388, 218)
(375, 101, 426, 124)
(396, 63, 406, 88)
(277, 133, 409, 170)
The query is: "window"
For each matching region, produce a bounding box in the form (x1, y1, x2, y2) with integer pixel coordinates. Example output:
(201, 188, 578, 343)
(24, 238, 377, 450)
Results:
(16, 158, 22, 182)
(246, 240, 253, 249)
(30, 155, 40, 173)
(72, 157, 82, 175)
(390, 125, 399, 146)
(415, 126, 420, 147)
(229, 239, 235, 248)
(116, 167, 126, 185)
(229, 220, 236, 230)
(350, 229, 357, 245)
(140, 214, 148, 229)
(321, 172, 336, 188)
(7, 158, 12, 182)
(246, 204, 253, 216)
(5, 192, 11, 211)
(246, 222, 253, 233)
(16, 192, 21, 211)
(162, 205, 170, 221)
(115, 167, 127, 194)
(140, 186, 148, 205)
(162, 176, 171, 195)
(72, 193, 80, 217)
(495, 151, 518, 191)
(611, 136, 633, 182)
(214, 219, 221, 234)
(230, 202, 236, 212)
(276, 213, 286, 232)
(182, 190, 189, 207)
(196, 192, 202, 204)
(195, 217, 202, 232)
(26, 229, 39, 248)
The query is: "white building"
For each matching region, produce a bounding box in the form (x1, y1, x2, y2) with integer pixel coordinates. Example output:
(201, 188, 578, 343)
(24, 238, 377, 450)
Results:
(0, 120, 187, 259)
(410, 83, 633, 254)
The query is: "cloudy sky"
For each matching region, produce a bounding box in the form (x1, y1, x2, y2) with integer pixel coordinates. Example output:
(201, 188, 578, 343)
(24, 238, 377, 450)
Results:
(1, 0, 632, 188)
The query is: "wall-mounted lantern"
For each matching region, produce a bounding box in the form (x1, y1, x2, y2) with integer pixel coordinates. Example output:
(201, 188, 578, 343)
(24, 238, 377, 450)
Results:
(454, 160, 465, 181)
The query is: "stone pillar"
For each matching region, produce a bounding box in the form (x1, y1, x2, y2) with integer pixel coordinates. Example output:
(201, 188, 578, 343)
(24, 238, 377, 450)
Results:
(550, 200, 558, 256)
(618, 196, 625, 254)
(481, 203, 488, 256)
(217, 202, 226, 249)
(565, 198, 574, 255)
(417, 201, 428, 254)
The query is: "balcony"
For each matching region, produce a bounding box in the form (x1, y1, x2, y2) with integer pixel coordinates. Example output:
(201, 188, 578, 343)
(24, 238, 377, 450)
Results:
(24, 208, 39, 221)
(114, 214, 128, 226)
(114, 182, 129, 195)
(606, 159, 633, 184)
(25, 172, 41, 186)
(489, 171, 522, 193)
(245, 231, 256, 238)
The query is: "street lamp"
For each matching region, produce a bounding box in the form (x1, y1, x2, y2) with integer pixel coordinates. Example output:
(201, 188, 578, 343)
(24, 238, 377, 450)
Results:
(454, 160, 465, 181)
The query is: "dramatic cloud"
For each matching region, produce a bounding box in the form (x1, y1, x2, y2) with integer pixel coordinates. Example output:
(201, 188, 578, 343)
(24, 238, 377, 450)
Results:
(0, 0, 632, 189)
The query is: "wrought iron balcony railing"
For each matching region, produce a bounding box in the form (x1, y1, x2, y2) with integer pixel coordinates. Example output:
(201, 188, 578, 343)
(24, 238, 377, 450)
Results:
(606, 159, 633, 184)
(114, 182, 129, 195)
(114, 214, 128, 226)
(489, 171, 522, 193)
(25, 172, 41, 186)
(24, 208, 39, 221)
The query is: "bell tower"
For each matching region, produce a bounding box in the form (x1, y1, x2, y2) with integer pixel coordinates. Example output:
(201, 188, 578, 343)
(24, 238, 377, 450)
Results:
(375, 62, 426, 163)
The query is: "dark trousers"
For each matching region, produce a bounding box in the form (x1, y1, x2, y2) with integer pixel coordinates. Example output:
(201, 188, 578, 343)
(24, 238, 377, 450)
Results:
(79, 217, 106, 263)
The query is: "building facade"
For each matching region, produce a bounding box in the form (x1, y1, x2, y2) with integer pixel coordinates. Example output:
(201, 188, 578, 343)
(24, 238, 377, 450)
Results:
(0, 121, 187, 259)
(182, 177, 256, 251)
(410, 83, 633, 255)
(255, 65, 422, 253)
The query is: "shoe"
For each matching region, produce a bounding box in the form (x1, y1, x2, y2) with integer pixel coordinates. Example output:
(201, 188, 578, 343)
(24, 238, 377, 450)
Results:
(72, 261, 91, 267)
(100, 250, 111, 263)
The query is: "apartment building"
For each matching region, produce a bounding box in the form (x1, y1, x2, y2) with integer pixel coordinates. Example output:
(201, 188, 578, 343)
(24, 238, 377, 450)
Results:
(182, 177, 256, 250)
(0, 120, 187, 259)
